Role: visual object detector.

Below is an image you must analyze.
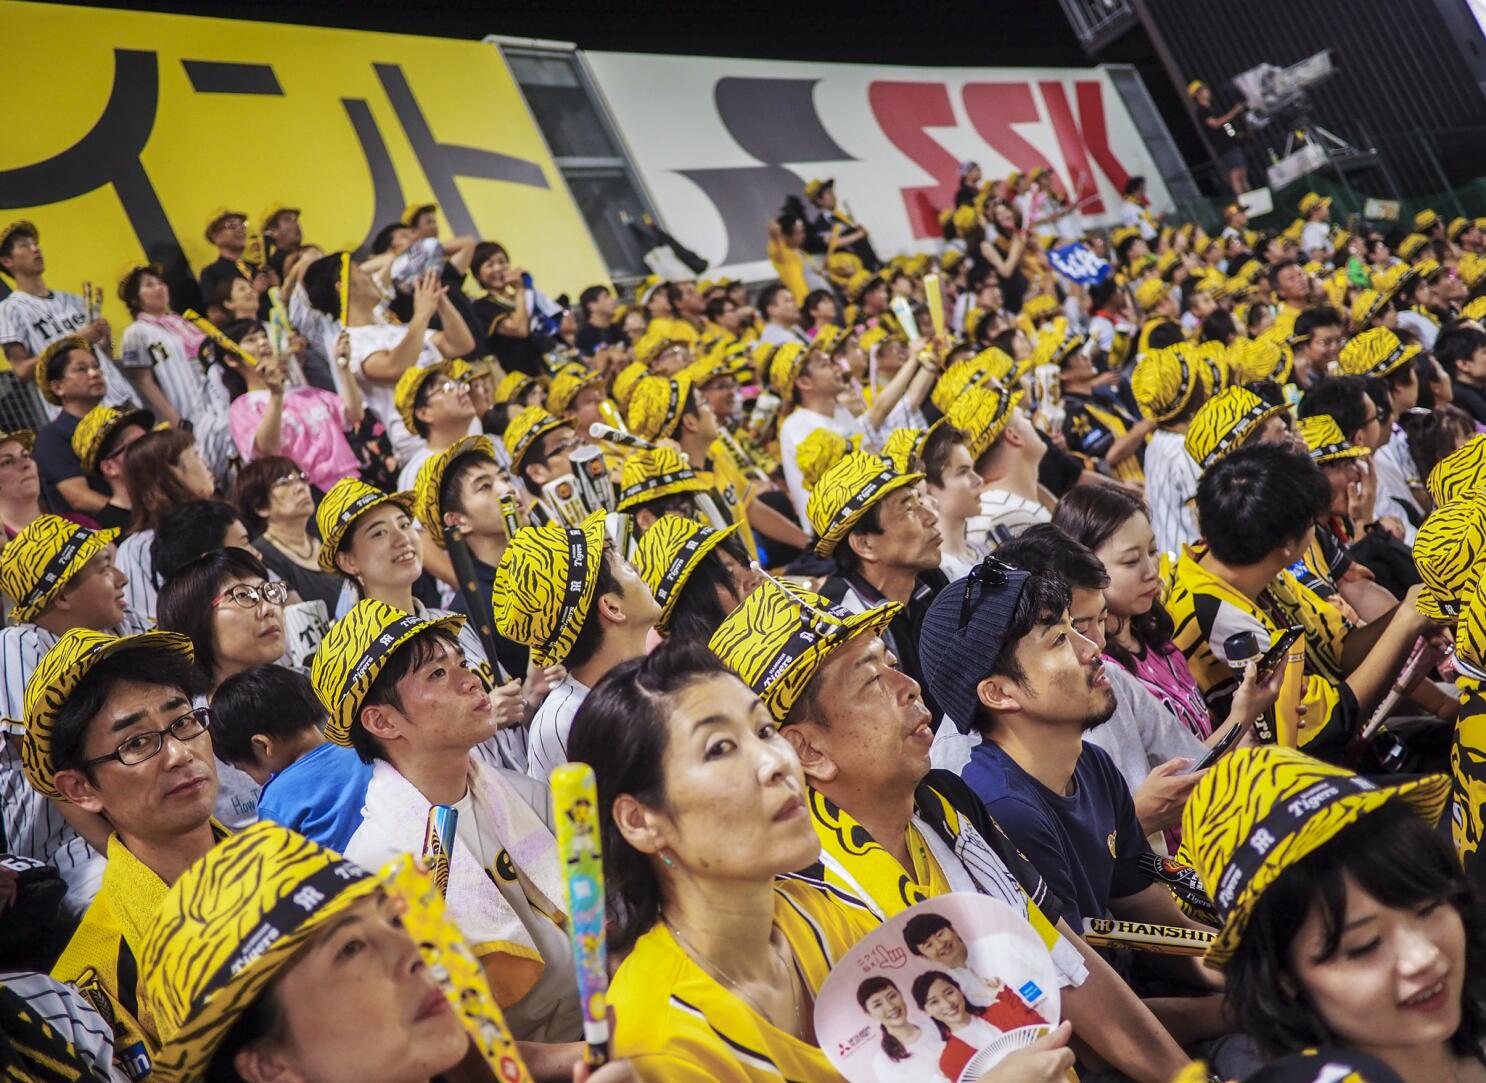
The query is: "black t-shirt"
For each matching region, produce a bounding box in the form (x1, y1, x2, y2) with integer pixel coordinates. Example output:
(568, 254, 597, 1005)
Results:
(1197, 103, 1243, 148)
(575, 322, 625, 359)
(472, 295, 548, 377)
(198, 256, 253, 306)
(91, 503, 133, 532)
(34, 410, 107, 512)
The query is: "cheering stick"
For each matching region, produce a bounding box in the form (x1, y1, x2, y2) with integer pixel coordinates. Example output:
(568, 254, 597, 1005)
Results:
(550, 763, 611, 1067)
(338, 252, 352, 327)
(442, 525, 511, 684)
(1081, 917, 1214, 957)
(498, 492, 526, 543)
(388, 858, 535, 1083)
(923, 273, 947, 343)
(182, 309, 259, 367)
(422, 805, 457, 898)
(588, 422, 656, 451)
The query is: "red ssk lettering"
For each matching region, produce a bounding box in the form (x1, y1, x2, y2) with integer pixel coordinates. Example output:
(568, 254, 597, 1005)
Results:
(961, 82, 1058, 187)
(867, 81, 958, 240)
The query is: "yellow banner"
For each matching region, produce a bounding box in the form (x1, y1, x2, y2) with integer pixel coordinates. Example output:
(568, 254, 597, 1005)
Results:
(0, 1, 608, 329)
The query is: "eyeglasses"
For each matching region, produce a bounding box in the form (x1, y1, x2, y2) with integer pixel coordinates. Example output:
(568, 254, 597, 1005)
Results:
(81, 706, 213, 768)
(272, 470, 308, 488)
(546, 433, 582, 457)
(430, 379, 470, 397)
(211, 580, 289, 610)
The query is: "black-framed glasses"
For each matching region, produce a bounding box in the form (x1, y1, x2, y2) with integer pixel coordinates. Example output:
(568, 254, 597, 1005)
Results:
(82, 706, 213, 768)
(959, 556, 1012, 629)
(211, 581, 289, 610)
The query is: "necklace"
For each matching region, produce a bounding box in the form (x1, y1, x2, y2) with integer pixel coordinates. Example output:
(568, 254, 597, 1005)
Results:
(264, 527, 315, 562)
(664, 915, 802, 1036)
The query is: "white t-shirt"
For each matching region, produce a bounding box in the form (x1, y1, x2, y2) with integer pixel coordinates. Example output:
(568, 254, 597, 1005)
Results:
(1300, 221, 1331, 256)
(965, 489, 1050, 552)
(1144, 428, 1202, 555)
(779, 404, 867, 528)
(526, 674, 589, 782)
(347, 323, 444, 465)
(870, 1024, 946, 1083)
(0, 289, 139, 421)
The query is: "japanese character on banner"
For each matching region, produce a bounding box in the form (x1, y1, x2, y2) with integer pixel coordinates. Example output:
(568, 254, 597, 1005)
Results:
(1049, 243, 1112, 286)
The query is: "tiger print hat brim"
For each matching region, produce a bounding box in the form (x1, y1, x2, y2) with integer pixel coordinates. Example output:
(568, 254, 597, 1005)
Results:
(310, 599, 468, 746)
(1181, 746, 1449, 968)
(142, 822, 395, 1082)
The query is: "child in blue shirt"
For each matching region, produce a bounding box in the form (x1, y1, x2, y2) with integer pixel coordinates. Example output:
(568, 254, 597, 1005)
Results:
(212, 664, 371, 852)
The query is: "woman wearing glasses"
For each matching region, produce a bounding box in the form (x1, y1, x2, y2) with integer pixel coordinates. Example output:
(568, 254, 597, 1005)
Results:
(157, 548, 292, 828)
(220, 319, 364, 493)
(236, 455, 342, 610)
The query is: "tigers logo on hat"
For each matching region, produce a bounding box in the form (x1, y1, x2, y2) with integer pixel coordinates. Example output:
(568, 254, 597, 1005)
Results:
(314, 478, 416, 573)
(22, 628, 195, 799)
(1411, 498, 1486, 622)
(412, 435, 498, 548)
(493, 511, 607, 667)
(1183, 386, 1288, 470)
(310, 599, 466, 745)
(142, 824, 402, 1082)
(626, 375, 691, 442)
(70, 404, 157, 475)
(946, 383, 1024, 461)
(634, 515, 743, 632)
(0, 515, 119, 624)
(1428, 435, 1486, 507)
(616, 446, 707, 513)
(709, 577, 899, 723)
(1182, 746, 1448, 966)
(806, 451, 923, 557)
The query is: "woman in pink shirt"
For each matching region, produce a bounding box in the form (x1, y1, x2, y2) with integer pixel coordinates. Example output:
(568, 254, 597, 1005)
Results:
(1054, 485, 1270, 750)
(221, 320, 362, 492)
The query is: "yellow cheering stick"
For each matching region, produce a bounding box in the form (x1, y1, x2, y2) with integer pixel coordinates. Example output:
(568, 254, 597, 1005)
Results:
(923, 273, 947, 342)
(551, 763, 611, 1067)
(181, 308, 259, 367)
(338, 251, 352, 327)
(387, 857, 535, 1083)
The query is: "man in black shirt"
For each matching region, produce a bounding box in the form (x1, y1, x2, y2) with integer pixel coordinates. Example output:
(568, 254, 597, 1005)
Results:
(1189, 80, 1249, 196)
(1439, 325, 1486, 425)
(574, 284, 625, 359)
(198, 209, 270, 323)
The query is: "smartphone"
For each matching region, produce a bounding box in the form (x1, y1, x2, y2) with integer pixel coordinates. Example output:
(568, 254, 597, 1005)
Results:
(1186, 718, 1246, 773)
(1254, 626, 1304, 682)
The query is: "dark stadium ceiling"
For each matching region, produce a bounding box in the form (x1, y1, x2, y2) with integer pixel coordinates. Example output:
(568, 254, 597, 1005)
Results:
(41, 0, 1093, 67)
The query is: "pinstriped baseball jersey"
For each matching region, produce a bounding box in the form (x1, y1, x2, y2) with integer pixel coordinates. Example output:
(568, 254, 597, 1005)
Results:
(117, 319, 207, 423)
(1144, 428, 1202, 555)
(113, 529, 157, 622)
(0, 289, 140, 419)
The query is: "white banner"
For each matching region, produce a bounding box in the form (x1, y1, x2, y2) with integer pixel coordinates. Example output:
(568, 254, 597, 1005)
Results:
(586, 52, 1174, 283)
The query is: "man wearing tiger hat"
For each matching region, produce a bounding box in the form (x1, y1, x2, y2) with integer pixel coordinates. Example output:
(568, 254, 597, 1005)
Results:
(17, 627, 225, 1078)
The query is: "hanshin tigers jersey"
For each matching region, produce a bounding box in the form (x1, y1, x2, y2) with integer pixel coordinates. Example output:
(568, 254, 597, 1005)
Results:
(117, 319, 207, 423)
(0, 289, 140, 420)
(1167, 545, 1356, 757)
